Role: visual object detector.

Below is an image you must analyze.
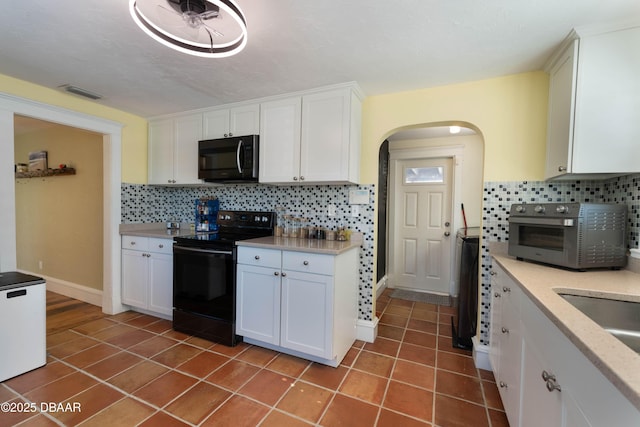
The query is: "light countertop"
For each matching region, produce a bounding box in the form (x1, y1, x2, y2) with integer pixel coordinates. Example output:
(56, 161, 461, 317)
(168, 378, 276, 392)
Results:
(120, 224, 363, 255)
(236, 235, 362, 255)
(119, 223, 195, 238)
(492, 251, 640, 410)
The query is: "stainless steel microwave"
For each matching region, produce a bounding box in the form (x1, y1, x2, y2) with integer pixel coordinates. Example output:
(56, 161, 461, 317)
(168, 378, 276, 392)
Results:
(198, 135, 259, 183)
(508, 202, 627, 270)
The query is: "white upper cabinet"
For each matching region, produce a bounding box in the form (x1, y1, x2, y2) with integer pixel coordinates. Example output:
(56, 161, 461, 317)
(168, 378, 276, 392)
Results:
(259, 97, 302, 183)
(259, 84, 362, 185)
(148, 114, 202, 185)
(545, 24, 640, 180)
(202, 104, 260, 139)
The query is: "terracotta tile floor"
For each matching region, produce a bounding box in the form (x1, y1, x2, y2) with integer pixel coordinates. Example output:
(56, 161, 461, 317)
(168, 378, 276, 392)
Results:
(1, 289, 509, 426)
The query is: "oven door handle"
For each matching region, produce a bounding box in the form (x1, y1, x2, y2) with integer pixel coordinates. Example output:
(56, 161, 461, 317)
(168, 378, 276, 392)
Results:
(509, 217, 575, 227)
(174, 246, 233, 256)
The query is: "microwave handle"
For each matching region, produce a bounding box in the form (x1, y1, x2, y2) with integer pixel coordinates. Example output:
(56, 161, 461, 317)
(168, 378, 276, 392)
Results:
(236, 139, 243, 174)
(509, 217, 575, 227)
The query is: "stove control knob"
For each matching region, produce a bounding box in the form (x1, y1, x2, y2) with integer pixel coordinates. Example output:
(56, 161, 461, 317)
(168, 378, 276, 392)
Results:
(534, 205, 545, 214)
(254, 215, 260, 222)
(556, 205, 568, 214)
(515, 205, 526, 213)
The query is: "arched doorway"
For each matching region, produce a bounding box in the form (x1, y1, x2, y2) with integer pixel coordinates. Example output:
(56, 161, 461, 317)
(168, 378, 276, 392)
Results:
(376, 124, 484, 304)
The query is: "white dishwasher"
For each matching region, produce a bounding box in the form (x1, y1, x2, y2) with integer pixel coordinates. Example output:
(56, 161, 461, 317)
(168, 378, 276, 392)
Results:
(0, 272, 47, 382)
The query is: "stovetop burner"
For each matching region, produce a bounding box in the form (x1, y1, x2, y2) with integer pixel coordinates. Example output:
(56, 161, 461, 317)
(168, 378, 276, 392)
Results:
(174, 210, 275, 247)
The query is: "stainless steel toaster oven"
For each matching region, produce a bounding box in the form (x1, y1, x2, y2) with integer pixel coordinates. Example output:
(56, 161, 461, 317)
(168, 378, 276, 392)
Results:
(508, 202, 627, 270)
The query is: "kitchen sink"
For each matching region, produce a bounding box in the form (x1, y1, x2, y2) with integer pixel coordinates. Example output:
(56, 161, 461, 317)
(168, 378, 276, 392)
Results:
(559, 293, 640, 354)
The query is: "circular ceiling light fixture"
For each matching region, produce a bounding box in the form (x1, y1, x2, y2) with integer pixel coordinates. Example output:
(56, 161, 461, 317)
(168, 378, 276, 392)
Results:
(129, 0, 247, 58)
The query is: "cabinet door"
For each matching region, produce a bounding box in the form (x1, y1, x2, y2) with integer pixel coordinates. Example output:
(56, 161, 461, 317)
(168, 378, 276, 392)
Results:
(173, 114, 203, 184)
(122, 249, 148, 308)
(148, 119, 175, 185)
(280, 270, 333, 358)
(489, 275, 503, 375)
(236, 264, 281, 344)
(573, 27, 640, 173)
(545, 40, 578, 180)
(230, 104, 260, 136)
(259, 97, 302, 183)
(300, 89, 352, 182)
(148, 252, 173, 316)
(520, 338, 563, 427)
(203, 109, 230, 139)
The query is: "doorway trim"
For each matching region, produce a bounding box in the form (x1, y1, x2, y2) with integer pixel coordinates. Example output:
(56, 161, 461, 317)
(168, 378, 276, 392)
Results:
(0, 92, 125, 314)
(387, 144, 465, 297)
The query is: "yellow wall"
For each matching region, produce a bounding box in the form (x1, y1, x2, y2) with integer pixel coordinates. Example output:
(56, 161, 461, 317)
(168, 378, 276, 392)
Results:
(0, 74, 148, 183)
(2, 71, 549, 184)
(361, 71, 549, 184)
(15, 125, 104, 290)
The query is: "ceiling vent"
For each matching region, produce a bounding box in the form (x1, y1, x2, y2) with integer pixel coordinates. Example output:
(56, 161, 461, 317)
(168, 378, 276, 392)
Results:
(58, 84, 103, 100)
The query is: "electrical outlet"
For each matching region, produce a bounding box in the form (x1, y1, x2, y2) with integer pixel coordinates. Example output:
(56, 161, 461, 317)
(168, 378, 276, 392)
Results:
(328, 204, 336, 217)
(351, 205, 360, 217)
(38, 261, 43, 270)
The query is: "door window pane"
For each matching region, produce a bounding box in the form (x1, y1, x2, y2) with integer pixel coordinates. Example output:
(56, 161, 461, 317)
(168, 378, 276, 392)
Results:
(404, 167, 444, 184)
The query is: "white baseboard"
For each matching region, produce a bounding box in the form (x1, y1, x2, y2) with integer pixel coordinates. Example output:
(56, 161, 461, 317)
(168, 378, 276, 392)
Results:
(376, 276, 388, 299)
(21, 270, 103, 307)
(356, 317, 379, 343)
(472, 335, 492, 371)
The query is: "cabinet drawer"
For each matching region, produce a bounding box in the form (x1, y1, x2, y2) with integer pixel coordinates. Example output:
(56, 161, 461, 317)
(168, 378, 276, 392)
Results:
(237, 247, 281, 269)
(148, 238, 173, 255)
(283, 251, 334, 275)
(122, 235, 149, 251)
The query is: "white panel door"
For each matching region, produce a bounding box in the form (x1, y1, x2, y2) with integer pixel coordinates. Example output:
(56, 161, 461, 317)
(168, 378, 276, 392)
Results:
(236, 264, 281, 344)
(174, 114, 203, 184)
(148, 252, 173, 316)
(390, 157, 453, 294)
(148, 119, 174, 185)
(259, 97, 302, 183)
(280, 270, 332, 358)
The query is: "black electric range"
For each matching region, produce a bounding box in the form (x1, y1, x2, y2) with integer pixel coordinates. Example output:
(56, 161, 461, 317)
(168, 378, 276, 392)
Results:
(172, 210, 275, 346)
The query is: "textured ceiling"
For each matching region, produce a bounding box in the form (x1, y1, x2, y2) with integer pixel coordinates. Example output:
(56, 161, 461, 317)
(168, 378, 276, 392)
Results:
(1, 1, 638, 118)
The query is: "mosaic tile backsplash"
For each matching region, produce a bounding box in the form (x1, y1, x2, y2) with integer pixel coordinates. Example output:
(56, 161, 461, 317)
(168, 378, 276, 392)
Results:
(122, 183, 376, 321)
(479, 175, 640, 346)
(122, 174, 640, 344)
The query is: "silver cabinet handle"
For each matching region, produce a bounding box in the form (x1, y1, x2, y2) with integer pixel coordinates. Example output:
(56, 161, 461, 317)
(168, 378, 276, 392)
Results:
(499, 381, 507, 388)
(501, 327, 509, 334)
(502, 286, 511, 293)
(300, 176, 305, 181)
(255, 255, 260, 260)
(130, 241, 136, 245)
(281, 272, 287, 277)
(274, 271, 279, 276)
(494, 292, 501, 298)
(542, 371, 561, 392)
(293, 176, 298, 181)
(490, 270, 497, 276)
(159, 244, 164, 249)
(303, 261, 309, 266)
(558, 166, 567, 172)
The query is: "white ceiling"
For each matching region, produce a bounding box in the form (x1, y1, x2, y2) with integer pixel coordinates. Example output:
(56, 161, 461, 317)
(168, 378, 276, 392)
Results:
(1, 1, 638, 119)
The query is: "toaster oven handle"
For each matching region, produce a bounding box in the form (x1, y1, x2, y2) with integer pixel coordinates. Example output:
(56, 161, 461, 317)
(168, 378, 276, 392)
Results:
(509, 217, 575, 227)
(236, 139, 243, 174)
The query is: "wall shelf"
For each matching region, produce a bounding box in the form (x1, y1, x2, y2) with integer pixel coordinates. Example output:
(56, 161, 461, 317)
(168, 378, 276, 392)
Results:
(15, 168, 76, 179)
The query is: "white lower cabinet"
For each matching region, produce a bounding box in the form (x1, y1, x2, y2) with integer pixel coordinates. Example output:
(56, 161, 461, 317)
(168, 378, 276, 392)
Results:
(121, 235, 173, 318)
(236, 246, 358, 366)
(489, 266, 522, 427)
(490, 260, 640, 427)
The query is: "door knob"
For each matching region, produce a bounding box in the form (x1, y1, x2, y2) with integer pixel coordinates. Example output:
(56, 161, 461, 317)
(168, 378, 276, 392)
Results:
(444, 231, 450, 237)
(445, 221, 450, 227)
